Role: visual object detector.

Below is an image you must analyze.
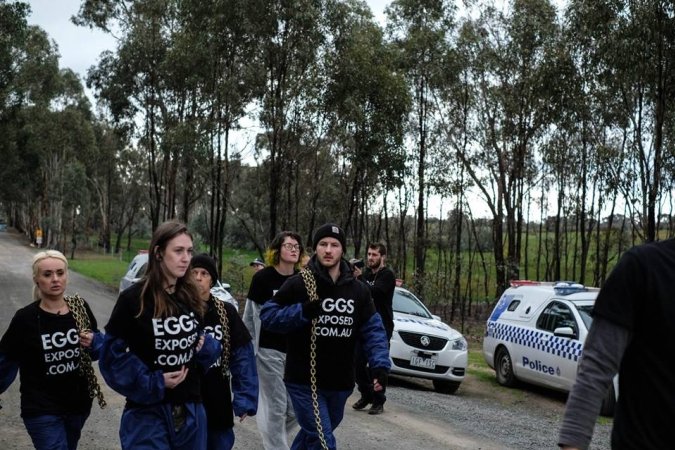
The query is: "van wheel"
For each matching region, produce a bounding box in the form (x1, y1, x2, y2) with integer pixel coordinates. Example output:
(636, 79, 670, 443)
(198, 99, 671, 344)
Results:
(495, 347, 517, 387)
(433, 380, 460, 395)
(600, 384, 616, 417)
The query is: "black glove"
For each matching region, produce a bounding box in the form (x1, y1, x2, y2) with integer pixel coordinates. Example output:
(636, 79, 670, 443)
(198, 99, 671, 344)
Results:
(372, 367, 388, 390)
(302, 300, 322, 320)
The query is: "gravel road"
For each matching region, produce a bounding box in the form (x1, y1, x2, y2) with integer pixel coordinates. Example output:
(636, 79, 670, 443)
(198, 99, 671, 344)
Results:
(0, 229, 612, 449)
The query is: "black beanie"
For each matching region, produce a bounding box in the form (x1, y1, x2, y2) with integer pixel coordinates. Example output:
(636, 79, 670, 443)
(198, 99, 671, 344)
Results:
(312, 223, 346, 250)
(191, 253, 219, 287)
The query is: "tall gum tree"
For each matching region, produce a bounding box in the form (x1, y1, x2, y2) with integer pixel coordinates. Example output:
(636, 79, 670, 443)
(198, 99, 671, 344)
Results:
(454, 0, 561, 296)
(386, 0, 456, 297)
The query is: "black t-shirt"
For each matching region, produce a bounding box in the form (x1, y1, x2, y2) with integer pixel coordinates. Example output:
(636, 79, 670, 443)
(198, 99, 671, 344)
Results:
(0, 300, 98, 417)
(592, 238, 675, 449)
(272, 259, 376, 390)
(105, 282, 202, 405)
(201, 297, 251, 430)
(362, 266, 396, 339)
(247, 266, 295, 352)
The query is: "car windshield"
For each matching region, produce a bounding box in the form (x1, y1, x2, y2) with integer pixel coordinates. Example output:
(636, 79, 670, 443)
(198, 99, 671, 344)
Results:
(576, 304, 594, 330)
(393, 289, 432, 319)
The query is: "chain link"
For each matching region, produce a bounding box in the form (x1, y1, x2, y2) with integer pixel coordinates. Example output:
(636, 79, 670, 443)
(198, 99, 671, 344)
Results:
(300, 268, 329, 450)
(63, 294, 107, 409)
(211, 295, 231, 378)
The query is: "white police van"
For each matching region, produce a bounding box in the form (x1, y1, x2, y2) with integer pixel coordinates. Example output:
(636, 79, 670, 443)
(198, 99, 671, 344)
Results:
(482, 280, 617, 416)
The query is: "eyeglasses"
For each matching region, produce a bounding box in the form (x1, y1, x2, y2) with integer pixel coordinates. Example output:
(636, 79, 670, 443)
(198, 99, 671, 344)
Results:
(281, 243, 301, 251)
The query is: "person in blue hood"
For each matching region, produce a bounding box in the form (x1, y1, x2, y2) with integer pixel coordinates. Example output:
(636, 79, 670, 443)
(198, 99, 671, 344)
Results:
(100, 221, 220, 450)
(260, 223, 391, 450)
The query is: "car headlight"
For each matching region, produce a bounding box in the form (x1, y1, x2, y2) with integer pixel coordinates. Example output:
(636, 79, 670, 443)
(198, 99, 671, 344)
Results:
(451, 337, 468, 351)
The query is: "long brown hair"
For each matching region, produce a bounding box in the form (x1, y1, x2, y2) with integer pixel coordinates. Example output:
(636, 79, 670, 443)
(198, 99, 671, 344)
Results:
(138, 220, 205, 319)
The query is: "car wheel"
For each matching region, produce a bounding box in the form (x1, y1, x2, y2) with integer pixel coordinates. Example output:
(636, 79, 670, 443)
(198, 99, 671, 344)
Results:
(433, 380, 460, 395)
(599, 384, 616, 417)
(495, 346, 517, 387)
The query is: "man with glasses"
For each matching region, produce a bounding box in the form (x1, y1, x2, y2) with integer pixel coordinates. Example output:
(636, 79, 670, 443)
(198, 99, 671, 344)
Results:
(243, 232, 303, 450)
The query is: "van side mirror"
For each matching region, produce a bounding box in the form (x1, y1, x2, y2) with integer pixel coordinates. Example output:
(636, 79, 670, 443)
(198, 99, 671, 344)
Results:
(554, 326, 576, 339)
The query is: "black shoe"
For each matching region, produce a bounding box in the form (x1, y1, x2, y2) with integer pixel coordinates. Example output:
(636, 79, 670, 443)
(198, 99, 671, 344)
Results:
(368, 404, 384, 415)
(352, 397, 371, 410)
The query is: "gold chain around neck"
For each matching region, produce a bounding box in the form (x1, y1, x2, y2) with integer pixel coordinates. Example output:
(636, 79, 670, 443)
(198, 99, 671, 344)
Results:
(63, 294, 106, 409)
(299, 268, 328, 450)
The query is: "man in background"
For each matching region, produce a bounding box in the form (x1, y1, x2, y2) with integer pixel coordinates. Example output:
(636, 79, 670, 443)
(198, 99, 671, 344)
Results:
(352, 242, 396, 415)
(249, 258, 265, 272)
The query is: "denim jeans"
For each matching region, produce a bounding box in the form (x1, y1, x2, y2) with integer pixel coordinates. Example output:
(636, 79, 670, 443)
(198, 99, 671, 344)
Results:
(23, 413, 89, 450)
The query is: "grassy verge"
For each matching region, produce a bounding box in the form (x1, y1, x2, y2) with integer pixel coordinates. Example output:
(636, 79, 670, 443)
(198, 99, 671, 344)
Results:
(68, 252, 129, 290)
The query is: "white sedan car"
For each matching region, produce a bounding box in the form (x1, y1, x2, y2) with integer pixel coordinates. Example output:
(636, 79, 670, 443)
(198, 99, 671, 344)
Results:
(389, 287, 468, 394)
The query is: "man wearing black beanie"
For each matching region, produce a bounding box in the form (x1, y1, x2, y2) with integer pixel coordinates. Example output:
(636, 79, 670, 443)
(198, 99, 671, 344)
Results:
(260, 223, 391, 449)
(311, 223, 346, 250)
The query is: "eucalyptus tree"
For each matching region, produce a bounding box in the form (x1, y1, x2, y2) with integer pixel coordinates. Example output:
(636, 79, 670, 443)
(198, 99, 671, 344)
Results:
(385, 0, 456, 297)
(111, 145, 148, 253)
(565, 0, 675, 243)
(1, 24, 96, 248)
(0, 0, 29, 116)
(453, 0, 561, 296)
(543, 3, 630, 284)
(77, 0, 211, 228)
(0, 0, 30, 220)
(176, 0, 266, 265)
(85, 121, 129, 252)
(256, 0, 325, 241)
(39, 70, 97, 250)
(323, 0, 410, 254)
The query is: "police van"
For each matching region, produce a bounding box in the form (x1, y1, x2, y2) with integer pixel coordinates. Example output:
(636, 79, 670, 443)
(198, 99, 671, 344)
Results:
(482, 280, 617, 416)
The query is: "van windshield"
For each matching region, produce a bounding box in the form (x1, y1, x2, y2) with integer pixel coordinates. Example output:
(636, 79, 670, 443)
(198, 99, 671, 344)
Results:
(393, 289, 432, 319)
(576, 305, 594, 330)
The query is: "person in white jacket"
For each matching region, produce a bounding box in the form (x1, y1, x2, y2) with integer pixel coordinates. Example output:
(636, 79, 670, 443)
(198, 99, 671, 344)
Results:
(242, 231, 303, 450)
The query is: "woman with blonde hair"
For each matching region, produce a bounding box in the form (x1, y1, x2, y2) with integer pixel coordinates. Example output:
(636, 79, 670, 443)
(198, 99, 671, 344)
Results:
(100, 220, 220, 450)
(0, 250, 104, 450)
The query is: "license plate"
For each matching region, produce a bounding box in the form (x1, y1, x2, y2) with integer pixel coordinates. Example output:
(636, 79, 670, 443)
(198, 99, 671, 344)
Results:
(410, 355, 436, 369)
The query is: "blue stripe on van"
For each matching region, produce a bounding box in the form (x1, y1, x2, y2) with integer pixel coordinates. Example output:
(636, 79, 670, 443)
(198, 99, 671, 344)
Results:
(486, 321, 583, 361)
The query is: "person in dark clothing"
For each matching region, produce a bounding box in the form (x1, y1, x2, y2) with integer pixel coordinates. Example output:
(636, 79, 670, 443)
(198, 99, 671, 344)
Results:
(260, 223, 391, 450)
(190, 254, 258, 450)
(558, 238, 675, 450)
(351, 242, 396, 415)
(0, 250, 103, 450)
(100, 221, 220, 450)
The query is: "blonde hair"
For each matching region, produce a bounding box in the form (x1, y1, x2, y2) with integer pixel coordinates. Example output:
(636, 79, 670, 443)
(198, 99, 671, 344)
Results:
(32, 250, 68, 300)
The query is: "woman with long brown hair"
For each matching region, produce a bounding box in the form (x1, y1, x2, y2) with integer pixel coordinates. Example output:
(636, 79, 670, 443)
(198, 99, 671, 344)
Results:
(100, 220, 220, 449)
(0, 250, 103, 449)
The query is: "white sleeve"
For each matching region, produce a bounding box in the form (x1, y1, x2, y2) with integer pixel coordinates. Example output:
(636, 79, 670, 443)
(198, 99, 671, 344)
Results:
(242, 299, 262, 355)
